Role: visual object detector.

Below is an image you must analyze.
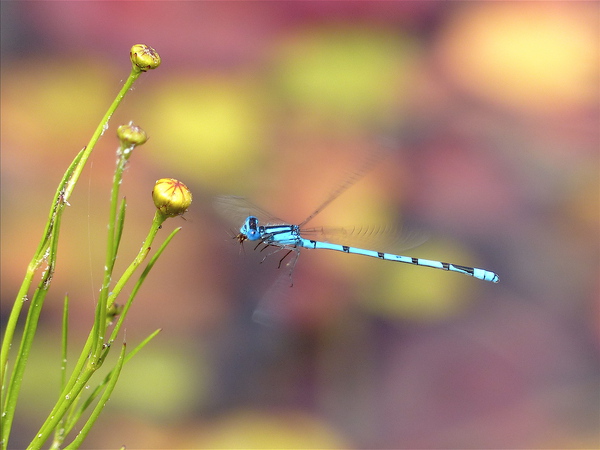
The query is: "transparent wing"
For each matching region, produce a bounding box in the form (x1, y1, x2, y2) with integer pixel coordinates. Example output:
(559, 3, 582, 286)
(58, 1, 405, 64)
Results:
(251, 257, 298, 328)
(298, 137, 397, 227)
(300, 224, 429, 253)
(214, 195, 288, 230)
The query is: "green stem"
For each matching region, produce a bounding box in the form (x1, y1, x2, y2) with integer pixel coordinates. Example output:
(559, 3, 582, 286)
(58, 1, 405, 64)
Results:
(28, 362, 99, 450)
(60, 330, 161, 444)
(0, 66, 142, 450)
(0, 148, 83, 394)
(1, 200, 63, 449)
(30, 211, 169, 449)
(0, 67, 140, 393)
(106, 211, 168, 309)
(51, 294, 70, 446)
(63, 343, 127, 450)
(53, 228, 177, 446)
(63, 71, 141, 202)
(91, 143, 132, 361)
(108, 227, 180, 345)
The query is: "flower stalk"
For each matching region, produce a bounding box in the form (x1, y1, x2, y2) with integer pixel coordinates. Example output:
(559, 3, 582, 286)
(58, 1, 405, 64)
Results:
(0, 44, 189, 450)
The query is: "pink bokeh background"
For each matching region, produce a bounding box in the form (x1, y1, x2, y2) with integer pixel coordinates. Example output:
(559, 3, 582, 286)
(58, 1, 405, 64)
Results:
(1, 2, 598, 449)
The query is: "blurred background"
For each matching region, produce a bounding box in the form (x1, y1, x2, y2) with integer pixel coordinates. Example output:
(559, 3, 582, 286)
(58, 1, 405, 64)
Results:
(1, 2, 598, 449)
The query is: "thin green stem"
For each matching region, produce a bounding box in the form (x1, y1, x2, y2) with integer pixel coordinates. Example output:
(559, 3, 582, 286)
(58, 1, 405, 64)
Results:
(2, 47, 167, 450)
(1, 65, 143, 450)
(0, 148, 83, 393)
(0, 68, 140, 395)
(108, 227, 181, 345)
(30, 211, 169, 449)
(55, 228, 176, 445)
(61, 329, 161, 442)
(1, 201, 63, 448)
(63, 343, 127, 450)
(28, 359, 99, 450)
(91, 143, 132, 361)
(60, 295, 69, 391)
(106, 211, 168, 309)
(63, 71, 141, 203)
(51, 294, 70, 446)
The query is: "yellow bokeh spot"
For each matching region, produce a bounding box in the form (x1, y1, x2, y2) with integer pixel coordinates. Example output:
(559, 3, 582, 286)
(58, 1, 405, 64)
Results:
(357, 239, 486, 321)
(274, 27, 418, 122)
(142, 76, 267, 190)
(196, 409, 348, 449)
(113, 342, 208, 420)
(2, 59, 114, 150)
(439, 3, 597, 113)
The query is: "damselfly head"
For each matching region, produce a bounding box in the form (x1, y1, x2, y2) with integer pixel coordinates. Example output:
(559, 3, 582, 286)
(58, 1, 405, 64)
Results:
(240, 216, 262, 241)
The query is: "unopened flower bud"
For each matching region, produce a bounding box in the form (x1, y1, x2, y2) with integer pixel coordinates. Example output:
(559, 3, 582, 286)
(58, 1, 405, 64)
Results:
(117, 122, 148, 146)
(107, 302, 124, 325)
(152, 178, 192, 218)
(130, 44, 161, 72)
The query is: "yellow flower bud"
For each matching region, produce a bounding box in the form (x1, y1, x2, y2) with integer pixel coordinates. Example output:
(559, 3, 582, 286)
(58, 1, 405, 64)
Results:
(130, 44, 161, 72)
(117, 122, 148, 146)
(152, 178, 192, 218)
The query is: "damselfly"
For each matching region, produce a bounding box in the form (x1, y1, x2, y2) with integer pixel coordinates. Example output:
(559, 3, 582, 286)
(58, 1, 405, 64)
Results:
(216, 150, 499, 284)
